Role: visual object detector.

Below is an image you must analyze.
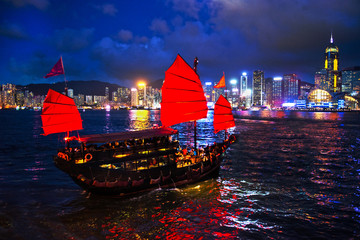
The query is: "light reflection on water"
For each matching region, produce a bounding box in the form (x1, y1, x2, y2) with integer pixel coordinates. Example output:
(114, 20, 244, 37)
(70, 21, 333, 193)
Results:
(0, 110, 360, 239)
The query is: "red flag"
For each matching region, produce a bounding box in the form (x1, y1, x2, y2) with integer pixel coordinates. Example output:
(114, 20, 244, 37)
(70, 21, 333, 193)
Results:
(214, 72, 226, 88)
(44, 57, 64, 78)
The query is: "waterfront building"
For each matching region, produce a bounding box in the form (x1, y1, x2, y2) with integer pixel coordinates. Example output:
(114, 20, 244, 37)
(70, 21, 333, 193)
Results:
(1, 83, 16, 108)
(137, 83, 146, 107)
(85, 95, 93, 105)
(341, 66, 360, 96)
(152, 88, 161, 109)
(15, 90, 25, 106)
(204, 82, 213, 103)
(117, 87, 130, 105)
(112, 91, 118, 102)
(239, 72, 249, 108)
(252, 70, 264, 105)
(264, 77, 273, 106)
(230, 78, 239, 108)
(299, 81, 315, 100)
(315, 69, 328, 90)
(272, 77, 283, 107)
(74, 94, 85, 106)
(145, 85, 153, 108)
(324, 34, 340, 93)
(283, 74, 300, 103)
(24, 90, 34, 107)
(67, 89, 74, 98)
(105, 87, 109, 101)
(94, 95, 106, 106)
(131, 88, 138, 107)
(308, 89, 332, 108)
(240, 72, 248, 97)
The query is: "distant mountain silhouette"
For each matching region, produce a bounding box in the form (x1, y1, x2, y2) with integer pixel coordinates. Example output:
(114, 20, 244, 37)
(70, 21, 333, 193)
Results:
(149, 79, 164, 89)
(17, 80, 126, 96)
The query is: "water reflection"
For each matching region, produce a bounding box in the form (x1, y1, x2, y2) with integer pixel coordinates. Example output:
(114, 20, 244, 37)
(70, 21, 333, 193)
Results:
(103, 110, 111, 133)
(235, 110, 351, 122)
(128, 109, 152, 130)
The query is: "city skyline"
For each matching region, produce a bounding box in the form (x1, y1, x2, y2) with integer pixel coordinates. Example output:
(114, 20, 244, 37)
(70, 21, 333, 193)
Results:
(1, 0, 360, 87)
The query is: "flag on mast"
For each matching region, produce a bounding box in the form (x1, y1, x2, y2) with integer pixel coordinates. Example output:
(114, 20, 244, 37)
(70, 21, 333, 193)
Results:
(214, 72, 226, 88)
(44, 57, 65, 78)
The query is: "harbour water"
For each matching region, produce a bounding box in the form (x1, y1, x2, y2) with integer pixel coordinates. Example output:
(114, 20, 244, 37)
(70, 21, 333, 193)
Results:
(0, 109, 360, 239)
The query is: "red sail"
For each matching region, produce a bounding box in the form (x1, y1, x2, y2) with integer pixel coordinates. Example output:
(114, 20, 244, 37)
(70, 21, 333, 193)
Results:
(214, 95, 235, 133)
(161, 54, 208, 127)
(44, 57, 64, 78)
(214, 72, 226, 88)
(41, 89, 83, 135)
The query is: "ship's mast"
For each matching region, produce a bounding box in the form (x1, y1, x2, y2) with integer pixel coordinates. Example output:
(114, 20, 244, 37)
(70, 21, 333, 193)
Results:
(60, 56, 68, 96)
(193, 57, 199, 152)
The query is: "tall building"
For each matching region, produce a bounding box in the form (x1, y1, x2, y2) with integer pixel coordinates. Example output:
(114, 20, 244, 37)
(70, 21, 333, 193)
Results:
(1, 83, 16, 108)
(112, 91, 118, 102)
(74, 94, 85, 106)
(272, 77, 283, 107)
(264, 77, 273, 105)
(299, 81, 315, 100)
(240, 72, 248, 96)
(85, 95, 93, 105)
(324, 34, 340, 92)
(117, 87, 130, 105)
(137, 83, 146, 107)
(252, 70, 264, 105)
(67, 89, 74, 98)
(204, 82, 213, 102)
(145, 85, 153, 108)
(131, 88, 138, 107)
(283, 74, 300, 103)
(105, 87, 109, 101)
(314, 69, 328, 90)
(152, 88, 161, 109)
(342, 66, 360, 95)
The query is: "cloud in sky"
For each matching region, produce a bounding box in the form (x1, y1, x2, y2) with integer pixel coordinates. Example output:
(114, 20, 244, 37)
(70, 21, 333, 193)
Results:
(150, 19, 170, 35)
(4, 0, 49, 10)
(168, 0, 205, 19)
(96, 3, 118, 16)
(0, 22, 28, 39)
(51, 28, 94, 52)
(117, 29, 133, 42)
(1, 0, 360, 86)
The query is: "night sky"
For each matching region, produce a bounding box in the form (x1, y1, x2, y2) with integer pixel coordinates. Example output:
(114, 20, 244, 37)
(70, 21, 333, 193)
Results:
(1, 0, 360, 87)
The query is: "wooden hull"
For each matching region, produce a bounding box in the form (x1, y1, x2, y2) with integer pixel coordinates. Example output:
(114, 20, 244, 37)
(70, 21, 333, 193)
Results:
(54, 135, 236, 196)
(54, 153, 223, 196)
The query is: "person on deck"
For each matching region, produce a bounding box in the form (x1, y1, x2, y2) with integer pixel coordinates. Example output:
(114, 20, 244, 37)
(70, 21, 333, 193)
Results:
(182, 147, 187, 155)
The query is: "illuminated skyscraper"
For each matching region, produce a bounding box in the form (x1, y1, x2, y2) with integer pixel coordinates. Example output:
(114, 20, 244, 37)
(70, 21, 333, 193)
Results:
(67, 88, 74, 98)
(283, 74, 300, 103)
(105, 87, 109, 101)
(117, 87, 130, 104)
(131, 88, 138, 107)
(342, 66, 360, 95)
(272, 77, 283, 107)
(145, 85, 153, 107)
(264, 77, 273, 105)
(204, 82, 213, 102)
(85, 95, 93, 105)
(252, 70, 264, 105)
(240, 72, 248, 96)
(315, 69, 328, 90)
(137, 83, 146, 106)
(1, 83, 16, 108)
(324, 34, 340, 92)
